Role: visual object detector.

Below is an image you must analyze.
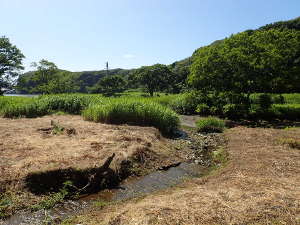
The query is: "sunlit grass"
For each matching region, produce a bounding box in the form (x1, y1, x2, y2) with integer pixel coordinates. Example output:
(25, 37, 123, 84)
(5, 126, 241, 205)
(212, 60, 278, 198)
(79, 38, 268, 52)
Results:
(83, 99, 179, 135)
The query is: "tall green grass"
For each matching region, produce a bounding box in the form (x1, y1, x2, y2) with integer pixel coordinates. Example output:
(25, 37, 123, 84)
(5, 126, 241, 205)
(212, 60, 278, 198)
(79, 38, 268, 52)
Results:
(250, 93, 300, 104)
(0, 94, 104, 118)
(196, 117, 225, 133)
(1, 93, 299, 123)
(0, 94, 180, 134)
(83, 99, 179, 135)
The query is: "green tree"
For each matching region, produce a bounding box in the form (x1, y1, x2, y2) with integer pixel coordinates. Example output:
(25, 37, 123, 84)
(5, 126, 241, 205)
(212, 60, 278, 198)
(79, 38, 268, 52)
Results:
(0, 36, 25, 94)
(46, 71, 80, 93)
(189, 29, 300, 104)
(90, 75, 126, 96)
(168, 57, 191, 93)
(31, 59, 59, 93)
(134, 64, 172, 96)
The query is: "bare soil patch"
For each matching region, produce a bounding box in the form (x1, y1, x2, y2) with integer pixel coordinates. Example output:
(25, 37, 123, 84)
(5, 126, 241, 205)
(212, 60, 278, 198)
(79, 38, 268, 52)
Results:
(73, 127, 300, 225)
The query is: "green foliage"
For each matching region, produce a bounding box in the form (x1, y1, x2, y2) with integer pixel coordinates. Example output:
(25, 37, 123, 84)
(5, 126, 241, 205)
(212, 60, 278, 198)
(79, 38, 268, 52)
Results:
(196, 104, 210, 115)
(30, 59, 59, 94)
(0, 36, 24, 92)
(272, 104, 300, 120)
(1, 93, 299, 122)
(51, 120, 65, 135)
(222, 104, 248, 119)
(31, 181, 72, 211)
(0, 192, 15, 218)
(168, 57, 192, 93)
(189, 29, 300, 95)
(0, 94, 100, 118)
(196, 117, 225, 133)
(283, 93, 300, 104)
(258, 94, 273, 110)
(169, 91, 206, 115)
(260, 17, 300, 31)
(248, 103, 300, 120)
(89, 75, 126, 96)
(83, 99, 179, 135)
(133, 64, 173, 96)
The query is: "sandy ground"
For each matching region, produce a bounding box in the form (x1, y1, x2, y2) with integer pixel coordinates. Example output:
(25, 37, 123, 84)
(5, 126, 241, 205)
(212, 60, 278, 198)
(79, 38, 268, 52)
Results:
(0, 115, 182, 192)
(73, 126, 300, 225)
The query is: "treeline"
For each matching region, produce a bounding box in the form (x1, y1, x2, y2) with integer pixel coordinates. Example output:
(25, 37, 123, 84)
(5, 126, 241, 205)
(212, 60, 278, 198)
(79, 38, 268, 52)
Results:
(1, 17, 300, 100)
(16, 60, 190, 96)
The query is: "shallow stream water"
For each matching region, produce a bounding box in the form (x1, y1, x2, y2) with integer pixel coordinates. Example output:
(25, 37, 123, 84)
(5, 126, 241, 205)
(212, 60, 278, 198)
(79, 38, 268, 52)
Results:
(3, 162, 202, 225)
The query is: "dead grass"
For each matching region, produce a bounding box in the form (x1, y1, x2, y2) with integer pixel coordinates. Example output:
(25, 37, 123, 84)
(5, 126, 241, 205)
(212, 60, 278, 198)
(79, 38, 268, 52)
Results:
(72, 127, 300, 225)
(0, 115, 183, 217)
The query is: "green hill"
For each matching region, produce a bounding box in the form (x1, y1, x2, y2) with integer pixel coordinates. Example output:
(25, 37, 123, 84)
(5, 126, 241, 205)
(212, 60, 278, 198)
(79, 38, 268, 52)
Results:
(16, 17, 300, 94)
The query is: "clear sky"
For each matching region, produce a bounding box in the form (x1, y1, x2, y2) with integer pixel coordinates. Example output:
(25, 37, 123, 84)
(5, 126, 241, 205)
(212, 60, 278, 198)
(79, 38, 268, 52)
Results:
(1, 0, 299, 72)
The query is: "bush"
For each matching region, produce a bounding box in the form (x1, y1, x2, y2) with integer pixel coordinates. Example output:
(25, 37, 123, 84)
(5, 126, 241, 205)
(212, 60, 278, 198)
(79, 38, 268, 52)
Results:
(82, 100, 179, 135)
(258, 93, 273, 110)
(223, 104, 249, 119)
(169, 91, 207, 115)
(196, 104, 210, 115)
(196, 117, 225, 133)
(272, 95, 285, 104)
(272, 104, 300, 120)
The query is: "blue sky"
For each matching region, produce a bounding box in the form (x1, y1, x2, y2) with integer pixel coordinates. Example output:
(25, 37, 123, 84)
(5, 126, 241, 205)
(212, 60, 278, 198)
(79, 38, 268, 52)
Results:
(1, 0, 299, 72)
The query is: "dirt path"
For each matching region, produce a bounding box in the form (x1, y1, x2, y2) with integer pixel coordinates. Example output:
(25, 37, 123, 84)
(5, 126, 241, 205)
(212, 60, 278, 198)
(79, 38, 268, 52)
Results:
(73, 127, 300, 225)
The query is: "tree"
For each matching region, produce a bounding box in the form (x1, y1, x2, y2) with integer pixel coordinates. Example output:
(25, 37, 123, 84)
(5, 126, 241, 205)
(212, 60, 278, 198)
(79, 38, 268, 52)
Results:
(188, 29, 300, 104)
(134, 64, 172, 96)
(90, 75, 126, 96)
(30, 59, 59, 93)
(0, 36, 25, 94)
(168, 57, 191, 93)
(46, 71, 80, 93)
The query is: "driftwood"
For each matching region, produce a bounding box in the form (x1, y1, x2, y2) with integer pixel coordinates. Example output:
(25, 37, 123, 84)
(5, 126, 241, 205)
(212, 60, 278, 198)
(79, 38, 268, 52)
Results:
(71, 153, 116, 193)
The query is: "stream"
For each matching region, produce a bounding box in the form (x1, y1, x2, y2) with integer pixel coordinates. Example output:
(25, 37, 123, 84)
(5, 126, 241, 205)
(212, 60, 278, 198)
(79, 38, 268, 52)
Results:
(3, 162, 203, 225)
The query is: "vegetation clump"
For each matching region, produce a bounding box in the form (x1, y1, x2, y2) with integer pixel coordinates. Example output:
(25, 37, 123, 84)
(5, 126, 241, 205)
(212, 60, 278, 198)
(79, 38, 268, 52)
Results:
(196, 117, 225, 133)
(83, 100, 179, 135)
(279, 138, 300, 150)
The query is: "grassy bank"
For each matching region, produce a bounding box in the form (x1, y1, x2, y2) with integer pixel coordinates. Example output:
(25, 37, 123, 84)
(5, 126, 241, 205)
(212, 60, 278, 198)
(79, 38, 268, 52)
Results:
(0, 92, 299, 127)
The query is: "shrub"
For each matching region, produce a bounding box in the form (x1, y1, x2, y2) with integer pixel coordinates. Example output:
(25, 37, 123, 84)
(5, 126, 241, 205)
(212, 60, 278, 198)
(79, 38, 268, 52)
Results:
(283, 93, 300, 104)
(169, 91, 208, 115)
(223, 104, 249, 119)
(82, 100, 179, 135)
(196, 117, 225, 133)
(272, 95, 285, 104)
(272, 104, 300, 120)
(196, 104, 210, 115)
(258, 93, 273, 110)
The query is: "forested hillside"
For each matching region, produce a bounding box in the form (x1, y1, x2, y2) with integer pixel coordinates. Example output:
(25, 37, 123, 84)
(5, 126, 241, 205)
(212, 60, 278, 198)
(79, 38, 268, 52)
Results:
(16, 17, 300, 95)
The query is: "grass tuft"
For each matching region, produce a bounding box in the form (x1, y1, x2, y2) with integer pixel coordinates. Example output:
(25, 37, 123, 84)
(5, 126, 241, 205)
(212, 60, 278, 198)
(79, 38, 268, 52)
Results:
(196, 117, 225, 133)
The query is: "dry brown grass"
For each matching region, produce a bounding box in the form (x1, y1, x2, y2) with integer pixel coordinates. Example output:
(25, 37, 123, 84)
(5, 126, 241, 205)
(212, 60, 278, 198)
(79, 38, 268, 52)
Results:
(0, 115, 181, 192)
(73, 126, 300, 225)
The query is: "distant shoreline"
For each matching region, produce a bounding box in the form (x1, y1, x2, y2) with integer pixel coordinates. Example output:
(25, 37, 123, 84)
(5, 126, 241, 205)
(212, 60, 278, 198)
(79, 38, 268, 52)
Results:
(3, 94, 39, 97)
